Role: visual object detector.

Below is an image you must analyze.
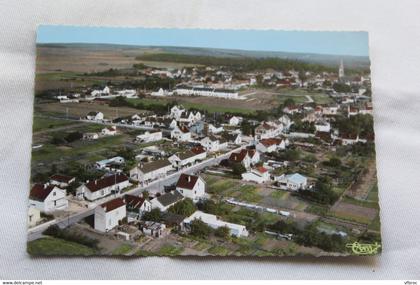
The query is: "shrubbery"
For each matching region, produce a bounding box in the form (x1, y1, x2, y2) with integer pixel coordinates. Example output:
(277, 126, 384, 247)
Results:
(43, 225, 99, 249)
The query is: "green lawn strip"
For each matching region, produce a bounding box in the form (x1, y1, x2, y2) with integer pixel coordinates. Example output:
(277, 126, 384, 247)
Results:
(32, 135, 125, 163)
(233, 185, 261, 203)
(157, 244, 184, 256)
(341, 195, 380, 210)
(27, 237, 98, 256)
(270, 190, 287, 200)
(366, 183, 379, 202)
(33, 116, 79, 132)
(112, 244, 134, 255)
(368, 213, 381, 231)
(207, 245, 230, 256)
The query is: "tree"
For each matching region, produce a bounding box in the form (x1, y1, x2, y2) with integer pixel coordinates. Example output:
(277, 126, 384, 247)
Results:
(190, 219, 212, 239)
(142, 208, 162, 222)
(324, 157, 342, 167)
(168, 198, 197, 217)
(65, 131, 83, 143)
(232, 163, 246, 176)
(332, 82, 351, 93)
(283, 98, 295, 108)
(214, 226, 231, 239)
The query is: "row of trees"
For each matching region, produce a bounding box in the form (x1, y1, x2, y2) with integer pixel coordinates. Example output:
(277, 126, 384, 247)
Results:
(268, 220, 347, 252)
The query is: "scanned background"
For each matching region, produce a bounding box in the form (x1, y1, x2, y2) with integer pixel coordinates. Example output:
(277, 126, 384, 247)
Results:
(0, 0, 420, 279)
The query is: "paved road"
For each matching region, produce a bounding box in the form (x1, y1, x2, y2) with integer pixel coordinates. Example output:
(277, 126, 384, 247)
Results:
(27, 145, 244, 241)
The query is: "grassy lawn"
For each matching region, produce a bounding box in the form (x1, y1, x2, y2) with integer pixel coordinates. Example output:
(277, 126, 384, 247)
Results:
(341, 195, 380, 210)
(205, 177, 237, 195)
(270, 190, 287, 200)
(234, 185, 261, 203)
(207, 245, 230, 256)
(128, 98, 255, 115)
(27, 237, 98, 256)
(366, 183, 379, 202)
(112, 244, 134, 255)
(32, 135, 126, 163)
(157, 244, 184, 256)
(33, 116, 79, 132)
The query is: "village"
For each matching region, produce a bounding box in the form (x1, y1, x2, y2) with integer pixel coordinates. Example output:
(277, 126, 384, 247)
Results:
(27, 51, 380, 256)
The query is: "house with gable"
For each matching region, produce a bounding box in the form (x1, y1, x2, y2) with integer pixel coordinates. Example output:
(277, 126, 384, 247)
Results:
(76, 173, 130, 201)
(29, 184, 68, 213)
(150, 191, 184, 212)
(241, 166, 270, 184)
(94, 197, 127, 232)
(175, 174, 206, 201)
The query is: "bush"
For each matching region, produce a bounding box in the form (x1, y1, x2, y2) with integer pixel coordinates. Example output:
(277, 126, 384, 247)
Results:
(142, 208, 162, 222)
(168, 198, 197, 217)
(190, 219, 212, 239)
(232, 163, 246, 176)
(43, 225, 99, 249)
(214, 226, 231, 239)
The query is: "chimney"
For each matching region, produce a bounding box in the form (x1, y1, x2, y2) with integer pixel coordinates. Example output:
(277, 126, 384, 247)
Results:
(187, 176, 191, 182)
(95, 180, 97, 185)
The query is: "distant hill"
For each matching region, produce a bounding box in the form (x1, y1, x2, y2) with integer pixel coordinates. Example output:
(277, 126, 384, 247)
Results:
(37, 43, 370, 70)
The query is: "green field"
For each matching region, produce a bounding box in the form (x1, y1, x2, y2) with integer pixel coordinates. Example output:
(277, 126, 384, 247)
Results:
(33, 116, 79, 132)
(128, 98, 255, 115)
(112, 244, 134, 255)
(31, 134, 126, 163)
(27, 237, 98, 256)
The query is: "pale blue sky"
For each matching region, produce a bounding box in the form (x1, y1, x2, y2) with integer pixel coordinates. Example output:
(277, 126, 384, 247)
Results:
(37, 25, 369, 56)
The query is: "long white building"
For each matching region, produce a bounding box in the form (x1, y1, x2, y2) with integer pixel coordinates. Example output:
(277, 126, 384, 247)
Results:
(174, 85, 239, 99)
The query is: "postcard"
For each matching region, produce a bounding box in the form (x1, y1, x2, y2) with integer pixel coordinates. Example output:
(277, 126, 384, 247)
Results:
(27, 26, 380, 257)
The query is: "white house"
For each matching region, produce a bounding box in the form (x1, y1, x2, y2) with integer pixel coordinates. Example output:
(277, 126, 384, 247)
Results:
(175, 174, 206, 201)
(168, 150, 206, 170)
(241, 167, 270, 184)
(170, 105, 186, 120)
(229, 149, 251, 169)
(171, 125, 192, 142)
(255, 121, 283, 139)
(274, 173, 308, 191)
(86, 111, 104, 121)
(95, 156, 125, 171)
(150, 191, 184, 212)
(101, 126, 117, 136)
(207, 123, 224, 134)
(94, 198, 126, 232)
(76, 174, 130, 201)
(136, 131, 163, 143)
(228, 116, 242, 126)
(49, 174, 76, 188)
(183, 211, 249, 237)
(256, 138, 286, 153)
(315, 121, 331, 133)
(27, 206, 41, 228)
(200, 136, 220, 152)
(125, 194, 152, 219)
(151, 88, 173, 97)
(282, 105, 301, 115)
(83, 132, 99, 140)
(29, 184, 68, 213)
(279, 115, 292, 130)
(129, 159, 173, 182)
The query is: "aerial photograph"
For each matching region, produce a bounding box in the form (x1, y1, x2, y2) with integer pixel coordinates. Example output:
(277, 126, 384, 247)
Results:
(27, 26, 380, 257)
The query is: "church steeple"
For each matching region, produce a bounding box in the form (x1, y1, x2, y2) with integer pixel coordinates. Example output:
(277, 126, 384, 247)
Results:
(339, 59, 345, 79)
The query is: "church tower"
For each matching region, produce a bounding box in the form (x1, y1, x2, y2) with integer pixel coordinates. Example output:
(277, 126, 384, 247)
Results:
(338, 59, 345, 79)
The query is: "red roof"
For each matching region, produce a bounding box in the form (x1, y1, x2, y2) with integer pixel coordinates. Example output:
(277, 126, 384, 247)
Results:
(100, 198, 126, 213)
(191, 146, 206, 155)
(176, 174, 199, 190)
(257, 166, 268, 173)
(247, 149, 257, 158)
(259, 138, 282, 147)
(125, 195, 146, 210)
(85, 174, 128, 193)
(29, 184, 57, 202)
(50, 174, 74, 184)
(229, 149, 248, 163)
